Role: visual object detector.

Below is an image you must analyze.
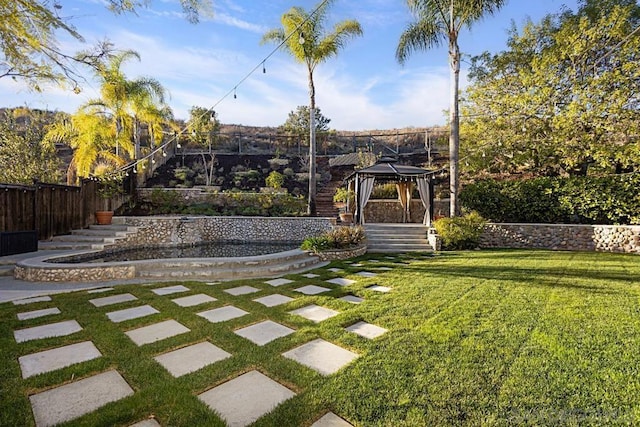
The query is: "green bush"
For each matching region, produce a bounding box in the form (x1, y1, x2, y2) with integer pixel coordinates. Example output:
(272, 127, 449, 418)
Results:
(301, 226, 366, 253)
(265, 171, 285, 189)
(434, 212, 486, 250)
(371, 183, 397, 199)
(460, 173, 640, 224)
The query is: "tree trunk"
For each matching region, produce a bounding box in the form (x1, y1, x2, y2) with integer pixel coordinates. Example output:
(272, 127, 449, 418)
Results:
(307, 67, 317, 216)
(449, 36, 461, 217)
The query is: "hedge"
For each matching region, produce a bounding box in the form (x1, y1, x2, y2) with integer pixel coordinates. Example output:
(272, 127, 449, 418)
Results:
(460, 173, 640, 225)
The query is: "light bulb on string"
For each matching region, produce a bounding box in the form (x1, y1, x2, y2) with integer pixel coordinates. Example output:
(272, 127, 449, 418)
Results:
(152, 158, 156, 165)
(177, 142, 182, 149)
(133, 167, 137, 174)
(233, 88, 237, 99)
(162, 151, 167, 157)
(262, 61, 266, 74)
(298, 32, 305, 45)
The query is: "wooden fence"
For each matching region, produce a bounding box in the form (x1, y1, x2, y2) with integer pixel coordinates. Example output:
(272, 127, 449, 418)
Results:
(0, 178, 130, 241)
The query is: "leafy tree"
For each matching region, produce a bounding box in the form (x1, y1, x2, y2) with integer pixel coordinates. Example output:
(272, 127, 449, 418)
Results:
(281, 105, 331, 137)
(0, 109, 63, 184)
(187, 106, 220, 186)
(0, 0, 209, 90)
(261, 0, 362, 216)
(461, 0, 640, 177)
(396, 0, 507, 217)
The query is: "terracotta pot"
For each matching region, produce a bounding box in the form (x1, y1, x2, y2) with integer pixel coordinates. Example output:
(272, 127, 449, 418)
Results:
(339, 212, 353, 224)
(95, 211, 114, 225)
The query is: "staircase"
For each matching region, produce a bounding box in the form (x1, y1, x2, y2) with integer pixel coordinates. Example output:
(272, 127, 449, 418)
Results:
(365, 223, 433, 253)
(315, 164, 353, 219)
(38, 224, 139, 251)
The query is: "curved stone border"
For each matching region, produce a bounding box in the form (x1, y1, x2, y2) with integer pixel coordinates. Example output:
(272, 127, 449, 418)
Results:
(312, 245, 367, 262)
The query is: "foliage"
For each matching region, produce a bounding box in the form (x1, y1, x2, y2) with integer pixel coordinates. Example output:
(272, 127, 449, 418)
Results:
(0, 0, 208, 90)
(280, 105, 331, 137)
(333, 187, 355, 204)
(433, 211, 486, 250)
(397, 0, 507, 216)
(261, 0, 362, 215)
(460, 173, 640, 224)
(265, 171, 284, 189)
(0, 109, 63, 184)
(371, 183, 397, 199)
(461, 0, 640, 177)
(301, 225, 366, 253)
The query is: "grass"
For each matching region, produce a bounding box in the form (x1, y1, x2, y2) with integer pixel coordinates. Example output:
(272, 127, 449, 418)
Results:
(1, 249, 640, 426)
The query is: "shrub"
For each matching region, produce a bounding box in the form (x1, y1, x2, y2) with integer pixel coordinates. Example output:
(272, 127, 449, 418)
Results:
(265, 171, 285, 189)
(371, 183, 397, 199)
(434, 211, 486, 250)
(301, 226, 366, 253)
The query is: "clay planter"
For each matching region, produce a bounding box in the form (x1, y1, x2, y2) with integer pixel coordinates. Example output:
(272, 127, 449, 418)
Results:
(95, 211, 114, 225)
(339, 212, 353, 224)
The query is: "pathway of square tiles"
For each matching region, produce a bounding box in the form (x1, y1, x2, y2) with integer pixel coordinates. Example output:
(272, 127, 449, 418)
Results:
(10, 259, 404, 427)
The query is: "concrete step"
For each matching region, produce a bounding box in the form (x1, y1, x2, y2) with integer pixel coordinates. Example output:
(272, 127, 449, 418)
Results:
(88, 224, 138, 232)
(367, 244, 432, 253)
(51, 235, 117, 244)
(0, 265, 14, 276)
(366, 232, 426, 240)
(71, 229, 130, 237)
(38, 241, 104, 251)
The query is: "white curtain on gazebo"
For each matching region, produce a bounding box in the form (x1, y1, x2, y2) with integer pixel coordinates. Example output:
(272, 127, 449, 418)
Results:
(357, 177, 375, 224)
(417, 176, 431, 226)
(396, 182, 412, 223)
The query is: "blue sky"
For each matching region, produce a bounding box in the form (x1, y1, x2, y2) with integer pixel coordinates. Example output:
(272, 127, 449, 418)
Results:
(1, 0, 579, 130)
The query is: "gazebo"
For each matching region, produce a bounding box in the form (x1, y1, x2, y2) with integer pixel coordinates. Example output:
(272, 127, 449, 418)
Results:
(344, 157, 437, 225)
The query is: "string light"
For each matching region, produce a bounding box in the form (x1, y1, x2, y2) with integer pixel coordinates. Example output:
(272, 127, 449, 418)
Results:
(262, 61, 266, 74)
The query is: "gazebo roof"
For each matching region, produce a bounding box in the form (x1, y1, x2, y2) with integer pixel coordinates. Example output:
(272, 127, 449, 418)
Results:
(345, 157, 435, 181)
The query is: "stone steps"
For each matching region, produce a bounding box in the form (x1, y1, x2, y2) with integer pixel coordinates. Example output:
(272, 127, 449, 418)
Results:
(40, 222, 139, 251)
(365, 223, 433, 253)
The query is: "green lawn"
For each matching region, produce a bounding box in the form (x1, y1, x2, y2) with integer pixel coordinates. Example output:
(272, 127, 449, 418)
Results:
(1, 250, 640, 426)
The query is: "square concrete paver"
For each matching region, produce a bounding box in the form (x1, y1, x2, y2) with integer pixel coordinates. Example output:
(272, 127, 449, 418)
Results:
(129, 419, 161, 427)
(14, 320, 82, 343)
(326, 278, 355, 287)
(89, 293, 137, 308)
(29, 369, 133, 427)
(339, 295, 364, 304)
(349, 263, 363, 267)
(19, 341, 102, 379)
(198, 306, 249, 323)
(197, 370, 295, 427)
(17, 307, 61, 321)
(172, 293, 217, 307)
(294, 285, 331, 295)
(301, 273, 320, 278)
(234, 320, 295, 346)
(13, 296, 52, 306)
(367, 259, 380, 263)
(327, 268, 343, 273)
(253, 294, 294, 307)
(288, 305, 339, 323)
(151, 285, 190, 296)
(205, 281, 221, 286)
(374, 267, 393, 271)
(345, 321, 388, 339)
(367, 285, 391, 293)
(264, 278, 294, 287)
(224, 286, 260, 296)
(154, 341, 231, 377)
(107, 305, 159, 323)
(311, 412, 354, 427)
(126, 320, 190, 346)
(87, 287, 114, 294)
(356, 271, 377, 278)
(282, 339, 358, 375)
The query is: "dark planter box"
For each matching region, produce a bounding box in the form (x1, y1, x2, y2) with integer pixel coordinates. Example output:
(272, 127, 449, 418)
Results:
(0, 230, 38, 256)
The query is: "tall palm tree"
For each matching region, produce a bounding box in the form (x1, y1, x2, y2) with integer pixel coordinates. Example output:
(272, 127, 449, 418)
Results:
(396, 0, 506, 217)
(262, 0, 362, 216)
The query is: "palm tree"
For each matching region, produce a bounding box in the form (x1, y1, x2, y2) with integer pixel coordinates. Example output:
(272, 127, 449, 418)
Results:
(396, 0, 506, 217)
(262, 0, 362, 216)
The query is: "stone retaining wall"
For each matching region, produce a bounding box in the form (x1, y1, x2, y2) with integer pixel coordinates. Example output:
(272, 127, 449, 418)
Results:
(313, 245, 367, 261)
(117, 216, 334, 247)
(481, 223, 640, 254)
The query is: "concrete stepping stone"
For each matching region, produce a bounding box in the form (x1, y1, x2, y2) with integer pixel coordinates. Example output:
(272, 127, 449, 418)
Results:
(367, 259, 380, 263)
(339, 295, 364, 304)
(154, 341, 231, 377)
(312, 412, 354, 427)
(205, 281, 221, 286)
(19, 341, 101, 379)
(265, 278, 293, 287)
(197, 370, 295, 427)
(282, 338, 358, 375)
(302, 273, 320, 278)
(89, 293, 137, 307)
(234, 320, 295, 346)
(349, 263, 364, 267)
(17, 307, 61, 321)
(374, 267, 393, 271)
(253, 294, 294, 307)
(326, 278, 355, 287)
(87, 287, 114, 294)
(13, 296, 52, 306)
(224, 285, 260, 296)
(129, 419, 161, 427)
(289, 305, 339, 323)
(107, 305, 159, 323)
(327, 268, 343, 273)
(14, 320, 82, 343)
(172, 293, 217, 307)
(126, 320, 190, 346)
(29, 369, 133, 427)
(197, 306, 249, 323)
(345, 321, 388, 339)
(367, 285, 391, 293)
(294, 285, 331, 295)
(152, 285, 190, 296)
(384, 256, 396, 260)
(356, 271, 377, 278)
